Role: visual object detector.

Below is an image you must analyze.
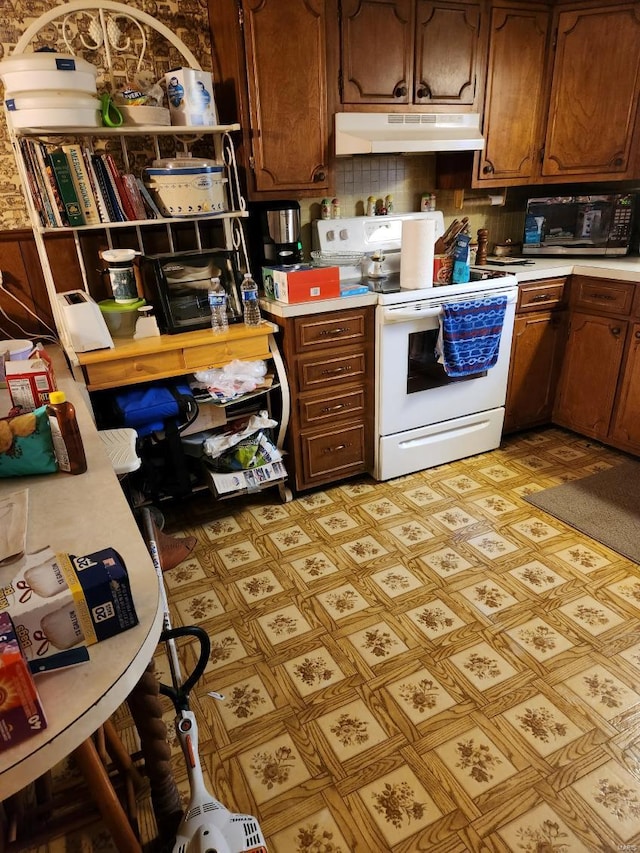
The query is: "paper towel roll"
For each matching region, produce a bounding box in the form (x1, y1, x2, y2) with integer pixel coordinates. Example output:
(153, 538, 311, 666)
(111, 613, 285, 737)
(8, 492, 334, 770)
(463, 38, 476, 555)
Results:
(400, 218, 435, 290)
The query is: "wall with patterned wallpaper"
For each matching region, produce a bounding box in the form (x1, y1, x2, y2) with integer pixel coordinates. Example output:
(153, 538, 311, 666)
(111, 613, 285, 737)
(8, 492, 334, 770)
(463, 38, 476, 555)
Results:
(0, 0, 214, 231)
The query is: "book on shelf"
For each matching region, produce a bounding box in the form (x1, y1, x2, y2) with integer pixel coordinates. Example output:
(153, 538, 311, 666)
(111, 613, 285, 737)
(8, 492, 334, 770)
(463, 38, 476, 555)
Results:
(19, 139, 48, 227)
(61, 144, 101, 226)
(47, 148, 86, 227)
(32, 142, 64, 227)
(90, 153, 125, 221)
(135, 177, 162, 219)
(121, 173, 147, 221)
(101, 152, 136, 221)
(82, 149, 111, 223)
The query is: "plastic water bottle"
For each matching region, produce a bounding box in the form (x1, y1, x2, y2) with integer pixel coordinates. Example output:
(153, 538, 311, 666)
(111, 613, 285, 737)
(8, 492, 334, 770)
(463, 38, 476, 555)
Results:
(46, 391, 87, 475)
(241, 273, 261, 326)
(208, 276, 228, 334)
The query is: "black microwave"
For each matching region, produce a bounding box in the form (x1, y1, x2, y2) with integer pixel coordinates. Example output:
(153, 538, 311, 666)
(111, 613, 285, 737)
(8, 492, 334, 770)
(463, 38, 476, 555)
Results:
(140, 249, 243, 334)
(522, 193, 637, 256)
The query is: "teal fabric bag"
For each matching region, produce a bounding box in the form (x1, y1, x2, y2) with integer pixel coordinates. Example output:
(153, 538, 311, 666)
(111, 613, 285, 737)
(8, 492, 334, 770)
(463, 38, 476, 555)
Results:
(0, 405, 58, 477)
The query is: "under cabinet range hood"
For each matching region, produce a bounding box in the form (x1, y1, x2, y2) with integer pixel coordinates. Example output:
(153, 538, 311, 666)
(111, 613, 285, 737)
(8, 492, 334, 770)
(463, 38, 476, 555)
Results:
(335, 112, 485, 155)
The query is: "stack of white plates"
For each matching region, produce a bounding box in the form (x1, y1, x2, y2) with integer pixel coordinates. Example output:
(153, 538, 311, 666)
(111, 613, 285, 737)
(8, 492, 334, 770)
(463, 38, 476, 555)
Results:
(0, 52, 100, 128)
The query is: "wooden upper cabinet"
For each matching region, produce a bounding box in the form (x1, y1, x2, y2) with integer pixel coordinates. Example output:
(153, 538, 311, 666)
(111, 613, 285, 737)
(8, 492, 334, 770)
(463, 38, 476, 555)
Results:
(340, 0, 414, 104)
(340, 0, 484, 108)
(415, 2, 482, 105)
(478, 3, 549, 185)
(542, 4, 640, 180)
(242, 0, 329, 194)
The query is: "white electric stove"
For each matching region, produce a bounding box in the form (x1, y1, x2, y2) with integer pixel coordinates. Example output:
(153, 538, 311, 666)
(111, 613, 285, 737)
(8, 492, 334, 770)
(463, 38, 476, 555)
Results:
(313, 212, 519, 480)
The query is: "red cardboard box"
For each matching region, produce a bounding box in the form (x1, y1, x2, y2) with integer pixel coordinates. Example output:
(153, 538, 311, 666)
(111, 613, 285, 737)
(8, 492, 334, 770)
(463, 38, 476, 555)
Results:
(0, 611, 47, 751)
(5, 357, 56, 412)
(262, 264, 340, 304)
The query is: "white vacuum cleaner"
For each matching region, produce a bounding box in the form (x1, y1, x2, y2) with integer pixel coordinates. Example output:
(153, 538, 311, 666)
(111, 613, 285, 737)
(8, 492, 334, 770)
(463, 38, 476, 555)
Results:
(141, 508, 268, 853)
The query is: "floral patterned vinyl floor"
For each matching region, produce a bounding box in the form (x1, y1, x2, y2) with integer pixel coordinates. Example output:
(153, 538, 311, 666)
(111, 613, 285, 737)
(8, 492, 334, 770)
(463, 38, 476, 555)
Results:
(34, 427, 640, 852)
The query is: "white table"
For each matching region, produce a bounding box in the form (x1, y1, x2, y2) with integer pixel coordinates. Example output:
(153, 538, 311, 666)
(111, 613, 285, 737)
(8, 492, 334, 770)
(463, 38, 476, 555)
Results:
(0, 347, 174, 847)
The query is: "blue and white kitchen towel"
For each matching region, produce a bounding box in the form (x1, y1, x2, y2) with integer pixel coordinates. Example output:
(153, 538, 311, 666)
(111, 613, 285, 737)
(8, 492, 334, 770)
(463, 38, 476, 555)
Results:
(435, 294, 508, 378)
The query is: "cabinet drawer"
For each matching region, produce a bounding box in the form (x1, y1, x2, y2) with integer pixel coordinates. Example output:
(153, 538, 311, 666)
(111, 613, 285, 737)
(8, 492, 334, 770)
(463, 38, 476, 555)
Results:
(83, 350, 184, 389)
(294, 311, 367, 352)
(182, 336, 270, 371)
(299, 388, 366, 429)
(301, 423, 367, 483)
(572, 276, 635, 316)
(517, 279, 566, 312)
(297, 350, 367, 392)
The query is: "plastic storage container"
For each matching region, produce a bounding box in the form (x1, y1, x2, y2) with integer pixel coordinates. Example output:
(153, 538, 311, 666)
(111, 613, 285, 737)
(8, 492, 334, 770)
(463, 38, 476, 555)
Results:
(142, 155, 227, 217)
(99, 299, 146, 337)
(46, 390, 87, 475)
(0, 53, 98, 95)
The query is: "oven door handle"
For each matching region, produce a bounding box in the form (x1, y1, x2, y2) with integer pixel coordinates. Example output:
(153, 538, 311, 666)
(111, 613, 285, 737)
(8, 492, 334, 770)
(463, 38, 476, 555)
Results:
(381, 288, 518, 324)
(382, 306, 442, 322)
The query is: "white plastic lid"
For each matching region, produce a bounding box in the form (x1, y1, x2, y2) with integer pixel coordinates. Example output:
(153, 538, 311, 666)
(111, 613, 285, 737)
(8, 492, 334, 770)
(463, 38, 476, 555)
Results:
(0, 52, 98, 76)
(101, 248, 137, 264)
(151, 154, 219, 170)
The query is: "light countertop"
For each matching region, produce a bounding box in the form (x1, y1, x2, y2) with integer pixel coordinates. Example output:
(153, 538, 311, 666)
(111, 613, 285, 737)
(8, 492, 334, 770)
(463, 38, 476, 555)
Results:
(261, 257, 640, 317)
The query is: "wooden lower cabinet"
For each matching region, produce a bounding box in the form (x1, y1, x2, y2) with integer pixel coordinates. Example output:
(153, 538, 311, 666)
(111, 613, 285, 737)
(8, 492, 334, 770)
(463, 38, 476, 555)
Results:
(265, 306, 375, 492)
(609, 322, 640, 453)
(553, 312, 627, 439)
(552, 275, 640, 451)
(504, 278, 567, 433)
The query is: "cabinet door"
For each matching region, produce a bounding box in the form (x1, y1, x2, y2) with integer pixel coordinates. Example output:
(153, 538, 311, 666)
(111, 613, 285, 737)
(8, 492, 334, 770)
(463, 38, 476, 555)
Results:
(504, 309, 566, 433)
(553, 312, 627, 440)
(415, 1, 482, 106)
(242, 0, 329, 193)
(340, 0, 414, 104)
(609, 323, 640, 453)
(542, 4, 640, 179)
(478, 4, 549, 184)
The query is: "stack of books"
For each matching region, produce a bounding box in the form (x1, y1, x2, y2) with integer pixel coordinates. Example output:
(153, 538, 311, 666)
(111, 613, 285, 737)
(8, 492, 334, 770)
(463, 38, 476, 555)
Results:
(18, 140, 161, 227)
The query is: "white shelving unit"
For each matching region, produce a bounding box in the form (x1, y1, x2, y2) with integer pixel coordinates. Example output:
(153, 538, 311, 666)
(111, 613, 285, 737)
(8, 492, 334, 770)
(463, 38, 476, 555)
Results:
(5, 1, 292, 502)
(4, 1, 250, 362)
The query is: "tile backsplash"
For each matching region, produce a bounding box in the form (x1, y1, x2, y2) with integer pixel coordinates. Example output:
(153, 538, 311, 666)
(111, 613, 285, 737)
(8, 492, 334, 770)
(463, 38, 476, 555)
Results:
(298, 154, 527, 259)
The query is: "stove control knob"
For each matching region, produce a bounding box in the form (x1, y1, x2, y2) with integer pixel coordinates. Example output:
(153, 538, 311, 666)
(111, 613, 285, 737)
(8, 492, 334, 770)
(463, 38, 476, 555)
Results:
(326, 230, 335, 241)
(339, 229, 349, 240)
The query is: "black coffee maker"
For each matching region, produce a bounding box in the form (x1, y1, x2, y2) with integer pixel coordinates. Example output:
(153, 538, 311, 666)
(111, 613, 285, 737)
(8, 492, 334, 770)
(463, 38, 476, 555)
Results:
(248, 200, 303, 274)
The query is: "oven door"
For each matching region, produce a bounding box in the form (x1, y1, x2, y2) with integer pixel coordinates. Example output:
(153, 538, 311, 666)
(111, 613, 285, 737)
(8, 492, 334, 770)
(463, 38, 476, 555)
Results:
(376, 288, 517, 437)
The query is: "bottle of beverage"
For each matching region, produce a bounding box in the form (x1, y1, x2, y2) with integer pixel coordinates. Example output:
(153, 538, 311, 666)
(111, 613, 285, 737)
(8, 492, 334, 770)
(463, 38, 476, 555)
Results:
(241, 273, 262, 326)
(46, 391, 87, 475)
(208, 276, 229, 334)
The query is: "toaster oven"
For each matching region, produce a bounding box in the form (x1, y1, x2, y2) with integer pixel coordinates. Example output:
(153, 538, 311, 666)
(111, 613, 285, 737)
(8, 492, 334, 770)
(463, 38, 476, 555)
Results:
(140, 248, 243, 334)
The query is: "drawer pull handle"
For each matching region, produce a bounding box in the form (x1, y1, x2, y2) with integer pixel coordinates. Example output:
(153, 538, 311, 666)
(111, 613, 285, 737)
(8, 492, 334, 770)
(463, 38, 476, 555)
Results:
(591, 292, 615, 301)
(324, 443, 351, 453)
(319, 327, 348, 336)
(635, 331, 640, 340)
(530, 293, 552, 302)
(611, 326, 622, 337)
(322, 403, 349, 413)
(134, 363, 146, 372)
(322, 365, 353, 375)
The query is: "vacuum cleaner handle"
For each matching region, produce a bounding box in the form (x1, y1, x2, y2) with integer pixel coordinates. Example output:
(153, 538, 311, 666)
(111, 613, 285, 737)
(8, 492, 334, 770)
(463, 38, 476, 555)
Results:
(159, 625, 211, 710)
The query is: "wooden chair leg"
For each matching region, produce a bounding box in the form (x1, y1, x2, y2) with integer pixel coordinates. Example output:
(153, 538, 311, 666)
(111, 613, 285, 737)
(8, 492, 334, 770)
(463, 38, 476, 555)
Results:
(103, 717, 145, 791)
(72, 737, 142, 853)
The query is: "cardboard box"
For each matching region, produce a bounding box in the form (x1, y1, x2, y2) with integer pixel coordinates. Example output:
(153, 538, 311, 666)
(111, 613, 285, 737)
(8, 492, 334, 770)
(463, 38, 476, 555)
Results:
(1, 547, 138, 662)
(5, 357, 56, 412)
(0, 612, 47, 751)
(262, 264, 340, 304)
(165, 68, 218, 126)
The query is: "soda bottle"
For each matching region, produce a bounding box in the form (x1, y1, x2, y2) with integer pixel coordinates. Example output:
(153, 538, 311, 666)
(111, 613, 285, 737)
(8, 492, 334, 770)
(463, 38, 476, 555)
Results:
(46, 391, 87, 475)
(208, 276, 229, 334)
(241, 273, 262, 326)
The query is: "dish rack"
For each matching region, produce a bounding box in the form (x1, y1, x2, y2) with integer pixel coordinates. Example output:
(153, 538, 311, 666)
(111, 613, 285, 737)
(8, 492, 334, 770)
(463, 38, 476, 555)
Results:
(310, 250, 365, 268)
